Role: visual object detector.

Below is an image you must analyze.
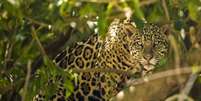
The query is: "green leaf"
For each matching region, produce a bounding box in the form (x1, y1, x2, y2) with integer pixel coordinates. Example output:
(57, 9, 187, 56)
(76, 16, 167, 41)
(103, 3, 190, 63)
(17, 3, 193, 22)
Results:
(59, 2, 71, 17)
(132, 0, 144, 20)
(187, 0, 200, 22)
(64, 79, 74, 98)
(156, 58, 168, 69)
(146, 4, 163, 22)
(98, 14, 108, 37)
(192, 65, 200, 74)
(79, 4, 97, 18)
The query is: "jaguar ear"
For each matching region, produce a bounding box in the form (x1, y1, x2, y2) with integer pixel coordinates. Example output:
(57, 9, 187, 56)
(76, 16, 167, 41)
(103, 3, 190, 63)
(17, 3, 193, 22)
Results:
(123, 23, 139, 37)
(161, 24, 170, 36)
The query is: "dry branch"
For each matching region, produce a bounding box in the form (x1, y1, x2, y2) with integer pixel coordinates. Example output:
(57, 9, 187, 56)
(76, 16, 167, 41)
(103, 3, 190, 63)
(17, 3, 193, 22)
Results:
(112, 66, 201, 101)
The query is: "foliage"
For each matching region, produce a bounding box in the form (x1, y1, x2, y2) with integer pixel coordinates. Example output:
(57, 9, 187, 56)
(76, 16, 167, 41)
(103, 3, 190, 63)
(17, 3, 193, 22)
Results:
(0, 0, 201, 100)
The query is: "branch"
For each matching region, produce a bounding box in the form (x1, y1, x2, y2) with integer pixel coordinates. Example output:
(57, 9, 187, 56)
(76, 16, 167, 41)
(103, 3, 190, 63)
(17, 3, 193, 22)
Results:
(168, 34, 184, 90)
(112, 66, 201, 101)
(31, 26, 47, 57)
(69, 68, 134, 76)
(79, 0, 159, 7)
(25, 17, 50, 28)
(140, 0, 158, 7)
(162, 0, 170, 22)
(31, 27, 74, 75)
(182, 74, 198, 95)
(66, 66, 201, 86)
(22, 60, 32, 101)
(126, 66, 201, 86)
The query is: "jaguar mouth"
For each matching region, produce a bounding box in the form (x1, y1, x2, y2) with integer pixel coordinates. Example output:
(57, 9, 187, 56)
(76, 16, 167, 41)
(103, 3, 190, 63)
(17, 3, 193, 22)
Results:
(139, 58, 158, 71)
(143, 64, 155, 71)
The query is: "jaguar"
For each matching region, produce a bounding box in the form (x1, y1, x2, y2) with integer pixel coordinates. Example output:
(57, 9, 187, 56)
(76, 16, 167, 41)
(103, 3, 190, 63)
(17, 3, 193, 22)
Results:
(33, 18, 169, 101)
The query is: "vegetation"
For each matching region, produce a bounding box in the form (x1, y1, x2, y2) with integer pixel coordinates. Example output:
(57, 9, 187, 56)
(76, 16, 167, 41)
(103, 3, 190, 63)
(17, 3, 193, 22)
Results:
(0, 0, 201, 100)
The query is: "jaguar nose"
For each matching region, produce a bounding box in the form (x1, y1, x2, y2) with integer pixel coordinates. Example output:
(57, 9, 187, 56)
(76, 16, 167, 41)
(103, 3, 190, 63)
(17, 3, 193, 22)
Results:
(143, 54, 153, 61)
(143, 40, 154, 61)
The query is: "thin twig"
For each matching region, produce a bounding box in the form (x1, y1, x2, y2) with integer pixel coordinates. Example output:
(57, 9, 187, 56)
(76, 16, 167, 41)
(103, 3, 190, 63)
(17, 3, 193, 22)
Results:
(66, 68, 134, 76)
(79, 0, 159, 7)
(169, 35, 180, 68)
(165, 94, 194, 101)
(162, 0, 170, 22)
(25, 17, 50, 28)
(4, 43, 13, 68)
(182, 73, 198, 95)
(168, 35, 183, 86)
(79, 0, 127, 3)
(31, 26, 47, 57)
(169, 34, 187, 101)
(140, 0, 158, 7)
(22, 60, 32, 101)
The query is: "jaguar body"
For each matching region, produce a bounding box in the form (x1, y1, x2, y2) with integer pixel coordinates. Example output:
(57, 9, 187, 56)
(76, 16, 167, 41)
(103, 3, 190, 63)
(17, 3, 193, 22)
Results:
(33, 18, 169, 101)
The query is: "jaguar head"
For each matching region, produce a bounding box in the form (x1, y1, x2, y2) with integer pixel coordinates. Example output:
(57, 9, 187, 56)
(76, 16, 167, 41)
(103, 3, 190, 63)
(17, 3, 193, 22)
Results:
(106, 19, 169, 73)
(130, 23, 169, 72)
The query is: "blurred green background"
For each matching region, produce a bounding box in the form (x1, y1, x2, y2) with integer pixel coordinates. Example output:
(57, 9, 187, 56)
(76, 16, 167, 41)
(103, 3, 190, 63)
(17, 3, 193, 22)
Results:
(0, 0, 201, 100)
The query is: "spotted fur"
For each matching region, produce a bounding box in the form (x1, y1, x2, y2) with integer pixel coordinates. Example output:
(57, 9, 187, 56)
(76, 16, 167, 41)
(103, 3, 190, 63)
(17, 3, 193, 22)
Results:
(33, 18, 169, 101)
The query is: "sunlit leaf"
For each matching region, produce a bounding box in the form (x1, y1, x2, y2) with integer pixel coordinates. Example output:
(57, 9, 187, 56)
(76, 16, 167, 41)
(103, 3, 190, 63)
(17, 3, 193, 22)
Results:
(64, 79, 74, 98)
(132, 0, 144, 20)
(187, 0, 201, 22)
(98, 14, 108, 37)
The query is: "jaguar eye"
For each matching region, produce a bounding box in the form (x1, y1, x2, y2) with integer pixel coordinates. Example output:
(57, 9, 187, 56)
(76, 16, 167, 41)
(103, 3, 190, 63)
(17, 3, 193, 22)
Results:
(125, 29, 133, 36)
(140, 44, 143, 48)
(158, 50, 167, 56)
(137, 41, 142, 45)
(161, 50, 166, 54)
(136, 44, 143, 49)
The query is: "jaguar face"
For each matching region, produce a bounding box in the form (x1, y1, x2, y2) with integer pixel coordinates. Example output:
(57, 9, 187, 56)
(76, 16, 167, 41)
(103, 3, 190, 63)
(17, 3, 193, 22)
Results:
(105, 19, 168, 72)
(130, 24, 169, 71)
